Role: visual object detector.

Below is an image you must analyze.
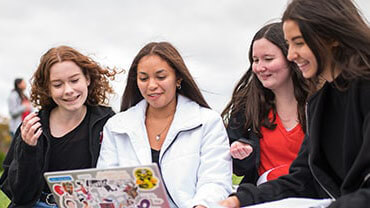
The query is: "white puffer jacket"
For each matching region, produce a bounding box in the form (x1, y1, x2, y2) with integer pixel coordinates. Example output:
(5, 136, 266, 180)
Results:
(97, 95, 232, 208)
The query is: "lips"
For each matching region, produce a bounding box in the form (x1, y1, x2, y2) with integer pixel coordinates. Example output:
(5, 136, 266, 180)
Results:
(295, 60, 309, 71)
(63, 95, 80, 103)
(147, 92, 163, 100)
(258, 74, 272, 80)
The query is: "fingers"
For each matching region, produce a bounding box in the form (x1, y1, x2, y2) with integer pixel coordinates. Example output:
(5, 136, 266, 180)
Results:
(230, 141, 253, 160)
(218, 196, 240, 208)
(20, 112, 42, 146)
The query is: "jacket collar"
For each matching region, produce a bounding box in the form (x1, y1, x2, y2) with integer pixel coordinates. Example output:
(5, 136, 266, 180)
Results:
(110, 95, 203, 164)
(111, 94, 202, 134)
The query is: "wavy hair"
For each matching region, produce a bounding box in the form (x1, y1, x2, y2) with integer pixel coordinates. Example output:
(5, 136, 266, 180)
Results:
(30, 45, 118, 109)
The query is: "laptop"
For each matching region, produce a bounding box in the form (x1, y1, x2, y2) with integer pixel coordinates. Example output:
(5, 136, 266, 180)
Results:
(44, 163, 170, 208)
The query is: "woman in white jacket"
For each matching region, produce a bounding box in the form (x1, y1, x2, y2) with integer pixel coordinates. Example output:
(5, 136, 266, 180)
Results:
(97, 42, 232, 208)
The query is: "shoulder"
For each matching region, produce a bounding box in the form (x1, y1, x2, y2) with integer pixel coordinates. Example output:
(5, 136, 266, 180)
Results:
(104, 101, 146, 131)
(88, 105, 115, 117)
(8, 90, 19, 99)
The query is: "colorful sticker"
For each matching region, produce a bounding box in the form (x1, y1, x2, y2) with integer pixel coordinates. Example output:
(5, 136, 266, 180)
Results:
(133, 168, 158, 190)
(48, 175, 73, 182)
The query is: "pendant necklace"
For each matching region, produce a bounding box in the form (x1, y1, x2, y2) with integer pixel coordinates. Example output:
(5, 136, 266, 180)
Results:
(155, 115, 174, 141)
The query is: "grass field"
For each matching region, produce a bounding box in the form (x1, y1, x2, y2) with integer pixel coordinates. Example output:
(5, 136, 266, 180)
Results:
(0, 190, 9, 208)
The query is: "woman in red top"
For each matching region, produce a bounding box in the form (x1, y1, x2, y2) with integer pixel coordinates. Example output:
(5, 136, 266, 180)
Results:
(222, 22, 309, 185)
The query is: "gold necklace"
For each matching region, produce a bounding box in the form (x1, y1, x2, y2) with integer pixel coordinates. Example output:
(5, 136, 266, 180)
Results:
(154, 116, 174, 141)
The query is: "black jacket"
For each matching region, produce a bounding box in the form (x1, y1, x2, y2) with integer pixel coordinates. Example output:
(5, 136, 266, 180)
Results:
(235, 77, 370, 208)
(227, 113, 261, 184)
(0, 105, 115, 207)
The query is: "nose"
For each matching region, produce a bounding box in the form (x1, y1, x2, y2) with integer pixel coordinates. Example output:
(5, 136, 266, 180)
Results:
(64, 83, 74, 95)
(287, 46, 297, 62)
(148, 78, 158, 90)
(254, 62, 267, 73)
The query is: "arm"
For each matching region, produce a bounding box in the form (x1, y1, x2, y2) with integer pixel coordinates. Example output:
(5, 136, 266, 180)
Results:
(233, 136, 319, 207)
(191, 111, 233, 207)
(327, 113, 370, 208)
(0, 126, 44, 205)
(227, 114, 259, 182)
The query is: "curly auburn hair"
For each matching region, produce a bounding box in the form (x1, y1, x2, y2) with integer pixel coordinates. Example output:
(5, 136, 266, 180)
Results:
(30, 45, 118, 109)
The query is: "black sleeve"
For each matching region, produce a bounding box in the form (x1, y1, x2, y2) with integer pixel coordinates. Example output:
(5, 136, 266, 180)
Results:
(227, 113, 259, 184)
(235, 135, 319, 206)
(0, 126, 44, 206)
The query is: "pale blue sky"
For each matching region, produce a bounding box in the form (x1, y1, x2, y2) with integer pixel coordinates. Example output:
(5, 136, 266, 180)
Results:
(1, 0, 369, 117)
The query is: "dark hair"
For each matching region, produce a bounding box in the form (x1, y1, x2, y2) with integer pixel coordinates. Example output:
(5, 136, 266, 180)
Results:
(30, 45, 118, 109)
(282, 0, 370, 89)
(120, 42, 209, 111)
(14, 78, 27, 101)
(221, 22, 308, 137)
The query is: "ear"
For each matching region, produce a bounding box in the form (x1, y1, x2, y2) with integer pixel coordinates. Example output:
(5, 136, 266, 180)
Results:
(176, 78, 182, 87)
(330, 40, 339, 47)
(86, 74, 91, 86)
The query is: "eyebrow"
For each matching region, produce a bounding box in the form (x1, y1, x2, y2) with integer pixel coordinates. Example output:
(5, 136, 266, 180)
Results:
(50, 73, 81, 82)
(137, 69, 166, 75)
(291, 36, 304, 41)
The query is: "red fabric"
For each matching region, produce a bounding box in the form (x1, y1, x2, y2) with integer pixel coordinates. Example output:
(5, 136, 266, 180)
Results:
(21, 99, 31, 120)
(258, 110, 304, 180)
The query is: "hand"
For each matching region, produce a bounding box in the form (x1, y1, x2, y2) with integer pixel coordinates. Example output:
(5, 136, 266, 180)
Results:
(230, 141, 253, 160)
(218, 196, 240, 208)
(20, 112, 42, 146)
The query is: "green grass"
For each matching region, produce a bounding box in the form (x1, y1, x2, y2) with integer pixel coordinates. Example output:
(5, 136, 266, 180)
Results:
(0, 171, 9, 207)
(0, 190, 10, 208)
(232, 174, 243, 185)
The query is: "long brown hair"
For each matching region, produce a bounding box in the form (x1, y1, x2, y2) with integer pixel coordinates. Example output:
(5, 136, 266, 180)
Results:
(222, 22, 308, 137)
(282, 0, 370, 91)
(120, 42, 209, 111)
(31, 45, 118, 109)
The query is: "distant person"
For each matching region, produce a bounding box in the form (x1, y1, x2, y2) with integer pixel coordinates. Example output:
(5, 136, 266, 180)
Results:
(7, 78, 32, 138)
(97, 42, 232, 208)
(221, 22, 308, 185)
(0, 46, 117, 207)
(219, 0, 370, 207)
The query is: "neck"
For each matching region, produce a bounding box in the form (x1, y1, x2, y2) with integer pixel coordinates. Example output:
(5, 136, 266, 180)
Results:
(272, 78, 296, 106)
(146, 102, 176, 120)
(52, 105, 87, 123)
(273, 79, 298, 119)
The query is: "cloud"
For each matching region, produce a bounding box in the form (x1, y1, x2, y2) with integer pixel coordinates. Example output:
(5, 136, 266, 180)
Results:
(0, 0, 369, 117)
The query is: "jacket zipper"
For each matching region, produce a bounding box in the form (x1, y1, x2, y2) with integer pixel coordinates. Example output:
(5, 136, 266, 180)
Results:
(306, 101, 335, 200)
(158, 124, 202, 208)
(308, 155, 336, 200)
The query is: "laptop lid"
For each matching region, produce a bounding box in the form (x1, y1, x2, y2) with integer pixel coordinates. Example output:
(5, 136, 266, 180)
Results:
(43, 163, 170, 208)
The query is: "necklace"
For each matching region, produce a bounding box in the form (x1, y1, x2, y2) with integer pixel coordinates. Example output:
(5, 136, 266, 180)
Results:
(154, 115, 174, 141)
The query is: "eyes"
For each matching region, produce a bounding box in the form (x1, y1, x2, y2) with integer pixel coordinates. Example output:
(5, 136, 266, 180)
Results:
(253, 56, 274, 64)
(51, 78, 80, 88)
(138, 72, 167, 82)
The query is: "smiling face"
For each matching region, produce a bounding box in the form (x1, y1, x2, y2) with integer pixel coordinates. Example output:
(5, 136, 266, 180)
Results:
(252, 38, 292, 92)
(49, 61, 90, 113)
(283, 20, 318, 79)
(137, 55, 181, 112)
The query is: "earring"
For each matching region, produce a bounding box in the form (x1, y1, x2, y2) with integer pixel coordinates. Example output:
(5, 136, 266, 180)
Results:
(177, 84, 181, 90)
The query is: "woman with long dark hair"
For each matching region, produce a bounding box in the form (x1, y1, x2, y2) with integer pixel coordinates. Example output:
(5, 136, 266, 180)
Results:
(97, 42, 232, 208)
(222, 22, 308, 185)
(220, 0, 370, 207)
(7, 78, 32, 137)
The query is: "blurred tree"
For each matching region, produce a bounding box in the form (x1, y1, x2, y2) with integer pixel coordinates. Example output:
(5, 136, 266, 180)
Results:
(0, 115, 11, 171)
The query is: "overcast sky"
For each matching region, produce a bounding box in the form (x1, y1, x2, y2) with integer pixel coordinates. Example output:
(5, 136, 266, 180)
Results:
(1, 0, 369, 117)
